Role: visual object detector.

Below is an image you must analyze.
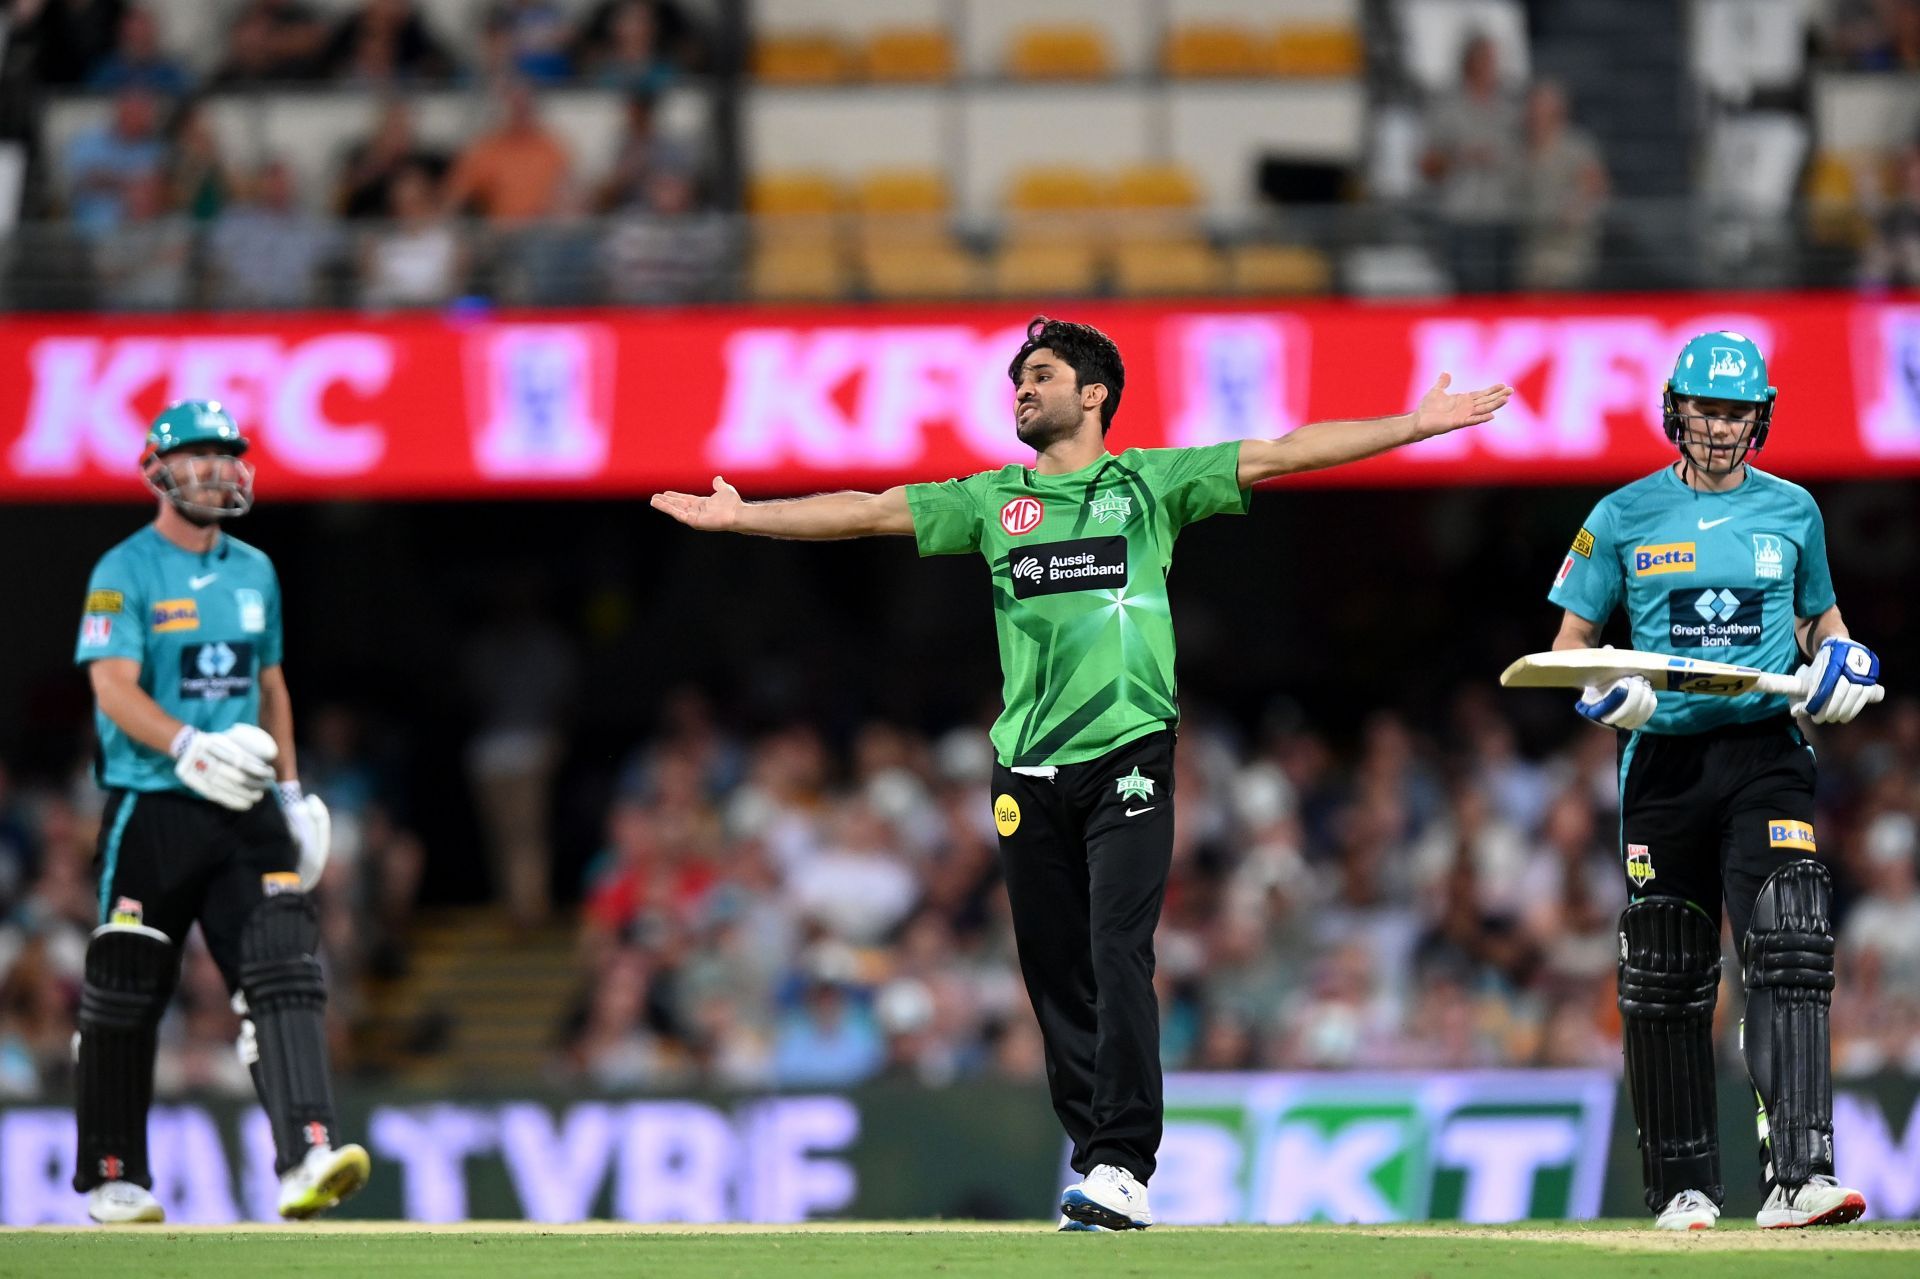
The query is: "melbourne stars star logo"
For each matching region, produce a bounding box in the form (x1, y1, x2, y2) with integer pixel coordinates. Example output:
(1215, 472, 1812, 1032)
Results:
(1090, 491, 1132, 525)
(1115, 767, 1155, 802)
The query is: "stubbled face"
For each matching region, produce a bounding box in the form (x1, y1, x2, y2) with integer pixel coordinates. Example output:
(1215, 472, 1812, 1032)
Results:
(1012, 348, 1093, 450)
(1674, 395, 1761, 474)
(149, 442, 253, 523)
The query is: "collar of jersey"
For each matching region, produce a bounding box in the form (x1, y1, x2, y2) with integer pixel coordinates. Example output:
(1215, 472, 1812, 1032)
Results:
(1025, 452, 1116, 484)
(1664, 461, 1751, 498)
(146, 524, 226, 561)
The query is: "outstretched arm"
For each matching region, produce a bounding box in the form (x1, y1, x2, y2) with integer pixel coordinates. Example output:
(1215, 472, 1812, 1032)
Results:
(1235, 374, 1511, 486)
(650, 475, 916, 539)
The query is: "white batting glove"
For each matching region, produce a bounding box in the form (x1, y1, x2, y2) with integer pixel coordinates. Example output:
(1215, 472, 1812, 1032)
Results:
(277, 781, 332, 890)
(1792, 637, 1883, 724)
(171, 724, 278, 810)
(1575, 676, 1657, 730)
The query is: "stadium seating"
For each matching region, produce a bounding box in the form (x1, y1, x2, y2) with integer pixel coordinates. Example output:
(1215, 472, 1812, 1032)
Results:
(1004, 26, 1112, 80)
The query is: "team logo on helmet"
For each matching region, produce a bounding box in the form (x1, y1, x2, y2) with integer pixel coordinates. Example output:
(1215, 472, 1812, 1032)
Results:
(1708, 347, 1747, 380)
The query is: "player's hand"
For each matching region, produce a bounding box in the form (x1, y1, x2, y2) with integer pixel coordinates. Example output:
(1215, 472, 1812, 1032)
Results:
(650, 475, 744, 531)
(277, 782, 332, 890)
(1411, 373, 1512, 440)
(1575, 675, 1657, 730)
(172, 724, 277, 810)
(1792, 637, 1883, 724)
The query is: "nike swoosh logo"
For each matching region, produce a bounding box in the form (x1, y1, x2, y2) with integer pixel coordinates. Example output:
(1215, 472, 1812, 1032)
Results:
(1697, 517, 1733, 530)
(189, 573, 218, 589)
(1124, 806, 1156, 817)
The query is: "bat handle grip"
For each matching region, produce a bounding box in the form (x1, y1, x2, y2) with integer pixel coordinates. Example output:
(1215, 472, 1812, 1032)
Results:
(1755, 673, 1808, 698)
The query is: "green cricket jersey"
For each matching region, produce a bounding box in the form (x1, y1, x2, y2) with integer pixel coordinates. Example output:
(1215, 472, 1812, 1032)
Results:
(73, 526, 284, 792)
(907, 442, 1249, 767)
(1548, 465, 1835, 735)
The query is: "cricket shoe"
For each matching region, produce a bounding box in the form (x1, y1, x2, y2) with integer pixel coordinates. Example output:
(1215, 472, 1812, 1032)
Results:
(1653, 1189, 1719, 1230)
(1756, 1174, 1866, 1229)
(86, 1180, 164, 1224)
(1060, 1164, 1153, 1231)
(278, 1143, 371, 1220)
(1057, 1213, 1111, 1232)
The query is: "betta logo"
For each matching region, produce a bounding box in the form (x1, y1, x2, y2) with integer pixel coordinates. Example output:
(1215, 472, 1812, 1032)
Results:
(1634, 543, 1696, 576)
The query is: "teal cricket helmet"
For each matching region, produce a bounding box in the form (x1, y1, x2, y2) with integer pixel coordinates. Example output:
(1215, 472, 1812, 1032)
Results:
(140, 400, 255, 521)
(142, 400, 249, 460)
(1662, 331, 1776, 454)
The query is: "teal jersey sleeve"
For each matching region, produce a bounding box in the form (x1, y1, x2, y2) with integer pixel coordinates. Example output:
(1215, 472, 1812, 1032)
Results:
(1547, 499, 1621, 624)
(74, 549, 148, 666)
(1137, 442, 1251, 528)
(906, 474, 986, 557)
(1793, 495, 1837, 619)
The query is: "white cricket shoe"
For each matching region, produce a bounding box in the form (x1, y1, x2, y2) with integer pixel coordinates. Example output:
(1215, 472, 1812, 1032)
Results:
(1057, 1213, 1111, 1232)
(1060, 1163, 1153, 1230)
(1653, 1189, 1719, 1230)
(277, 1143, 371, 1220)
(1756, 1174, 1866, 1228)
(86, 1181, 164, 1224)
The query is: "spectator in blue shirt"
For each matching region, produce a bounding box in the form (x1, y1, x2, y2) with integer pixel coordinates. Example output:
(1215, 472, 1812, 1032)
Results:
(85, 5, 191, 94)
(63, 88, 168, 236)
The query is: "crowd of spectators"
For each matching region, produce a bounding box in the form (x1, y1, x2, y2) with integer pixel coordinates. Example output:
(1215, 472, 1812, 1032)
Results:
(5, 675, 1919, 1100)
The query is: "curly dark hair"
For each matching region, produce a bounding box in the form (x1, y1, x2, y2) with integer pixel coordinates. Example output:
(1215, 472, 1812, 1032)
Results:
(1006, 316, 1125, 433)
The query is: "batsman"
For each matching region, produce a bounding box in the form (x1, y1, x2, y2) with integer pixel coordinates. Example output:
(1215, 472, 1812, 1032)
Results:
(1547, 332, 1880, 1229)
(70, 401, 369, 1223)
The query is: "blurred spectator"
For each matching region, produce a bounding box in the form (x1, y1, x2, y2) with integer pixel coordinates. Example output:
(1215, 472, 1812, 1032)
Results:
(1421, 33, 1522, 293)
(211, 0, 330, 86)
(601, 164, 732, 304)
(162, 97, 235, 223)
(84, 4, 189, 94)
(593, 89, 693, 212)
(208, 159, 337, 308)
(1841, 811, 1920, 989)
(358, 160, 464, 306)
(1825, 0, 1920, 69)
(1516, 81, 1608, 291)
(336, 98, 449, 220)
(771, 975, 885, 1087)
(442, 80, 571, 224)
(1860, 140, 1920, 289)
(93, 169, 189, 308)
(61, 86, 166, 236)
(11, 0, 127, 86)
(573, 0, 706, 73)
(584, 0, 674, 92)
(323, 0, 456, 85)
(0, 764, 36, 918)
(486, 0, 575, 84)
(460, 574, 579, 929)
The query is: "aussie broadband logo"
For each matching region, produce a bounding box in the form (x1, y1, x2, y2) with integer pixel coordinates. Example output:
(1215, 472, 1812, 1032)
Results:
(1134, 1071, 1616, 1225)
(1008, 537, 1127, 599)
(1634, 543, 1696, 576)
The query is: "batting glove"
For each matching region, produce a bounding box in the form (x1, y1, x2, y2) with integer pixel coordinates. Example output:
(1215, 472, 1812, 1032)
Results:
(172, 724, 277, 811)
(1576, 675, 1657, 730)
(1792, 637, 1883, 724)
(277, 781, 332, 890)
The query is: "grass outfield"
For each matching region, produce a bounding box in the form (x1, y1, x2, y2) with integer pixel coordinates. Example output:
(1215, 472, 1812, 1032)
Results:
(3, 1221, 1918, 1278)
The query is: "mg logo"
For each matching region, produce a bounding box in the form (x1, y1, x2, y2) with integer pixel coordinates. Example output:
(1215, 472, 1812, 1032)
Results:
(1694, 588, 1741, 623)
(1000, 497, 1043, 536)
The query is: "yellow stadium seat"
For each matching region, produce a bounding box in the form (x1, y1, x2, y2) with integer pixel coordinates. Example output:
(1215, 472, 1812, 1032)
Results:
(854, 169, 951, 216)
(1112, 238, 1224, 296)
(1110, 163, 1201, 210)
(1227, 244, 1333, 295)
(1268, 24, 1363, 77)
(1164, 25, 1263, 77)
(862, 27, 955, 82)
(1805, 151, 1877, 249)
(748, 171, 844, 217)
(1005, 167, 1104, 213)
(1006, 25, 1110, 80)
(750, 238, 852, 301)
(753, 33, 854, 84)
(859, 235, 983, 299)
(991, 232, 1104, 297)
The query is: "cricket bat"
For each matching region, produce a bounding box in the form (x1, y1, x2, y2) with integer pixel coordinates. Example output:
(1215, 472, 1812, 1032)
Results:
(1499, 648, 1826, 698)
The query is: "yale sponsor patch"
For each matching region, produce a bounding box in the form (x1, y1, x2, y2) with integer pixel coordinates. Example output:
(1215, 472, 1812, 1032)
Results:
(151, 598, 200, 632)
(86, 589, 125, 614)
(993, 794, 1021, 837)
(1767, 820, 1816, 852)
(1626, 844, 1656, 887)
(1634, 542, 1697, 576)
(1571, 528, 1595, 558)
(81, 615, 113, 647)
(261, 872, 302, 896)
